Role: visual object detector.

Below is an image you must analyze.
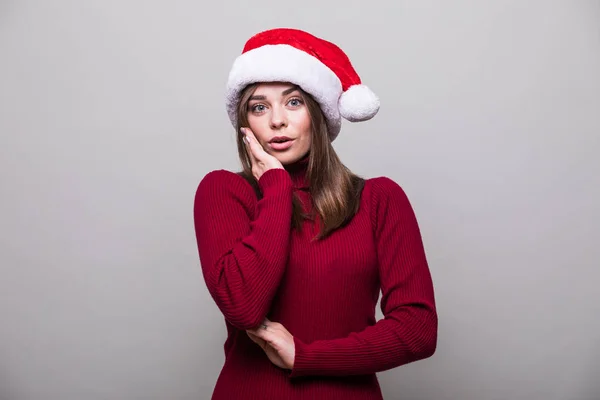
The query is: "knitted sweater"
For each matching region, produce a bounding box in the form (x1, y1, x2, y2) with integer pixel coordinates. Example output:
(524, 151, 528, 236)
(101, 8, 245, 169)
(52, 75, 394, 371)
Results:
(193, 158, 437, 400)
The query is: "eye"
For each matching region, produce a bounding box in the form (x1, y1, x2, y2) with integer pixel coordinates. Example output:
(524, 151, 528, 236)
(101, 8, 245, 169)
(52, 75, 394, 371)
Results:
(250, 103, 267, 113)
(288, 97, 304, 107)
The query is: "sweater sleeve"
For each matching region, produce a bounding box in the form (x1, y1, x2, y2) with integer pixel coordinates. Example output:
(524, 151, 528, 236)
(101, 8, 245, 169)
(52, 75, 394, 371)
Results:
(289, 177, 437, 377)
(193, 168, 294, 330)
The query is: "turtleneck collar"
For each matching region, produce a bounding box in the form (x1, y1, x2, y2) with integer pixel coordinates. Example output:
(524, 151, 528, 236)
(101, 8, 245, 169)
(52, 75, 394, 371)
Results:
(284, 154, 309, 190)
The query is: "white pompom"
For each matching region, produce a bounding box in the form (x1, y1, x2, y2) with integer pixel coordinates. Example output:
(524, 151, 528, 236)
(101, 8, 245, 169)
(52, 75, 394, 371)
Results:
(338, 84, 380, 122)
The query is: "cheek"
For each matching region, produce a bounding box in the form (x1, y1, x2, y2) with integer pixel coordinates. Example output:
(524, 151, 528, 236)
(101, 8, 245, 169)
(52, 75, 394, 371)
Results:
(295, 111, 312, 141)
(247, 117, 270, 144)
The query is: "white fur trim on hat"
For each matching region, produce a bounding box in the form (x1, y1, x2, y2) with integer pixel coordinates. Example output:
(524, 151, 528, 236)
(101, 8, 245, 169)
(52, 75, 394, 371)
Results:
(225, 44, 343, 140)
(339, 84, 380, 122)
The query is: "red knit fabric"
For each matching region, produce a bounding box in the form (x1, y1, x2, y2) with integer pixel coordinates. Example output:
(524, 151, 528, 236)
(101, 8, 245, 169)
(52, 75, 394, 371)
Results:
(193, 159, 437, 400)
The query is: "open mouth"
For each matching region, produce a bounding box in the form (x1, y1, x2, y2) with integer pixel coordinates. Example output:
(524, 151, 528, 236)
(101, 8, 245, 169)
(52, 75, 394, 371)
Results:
(269, 138, 295, 150)
(270, 137, 292, 143)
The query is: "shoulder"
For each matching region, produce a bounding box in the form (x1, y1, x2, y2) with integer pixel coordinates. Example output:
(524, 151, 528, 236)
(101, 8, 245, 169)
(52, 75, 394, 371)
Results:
(197, 169, 248, 187)
(194, 169, 256, 205)
(364, 176, 410, 203)
(363, 176, 416, 224)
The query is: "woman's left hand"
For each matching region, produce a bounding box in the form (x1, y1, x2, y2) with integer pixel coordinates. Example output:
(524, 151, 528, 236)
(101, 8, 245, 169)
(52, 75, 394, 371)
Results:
(247, 319, 295, 370)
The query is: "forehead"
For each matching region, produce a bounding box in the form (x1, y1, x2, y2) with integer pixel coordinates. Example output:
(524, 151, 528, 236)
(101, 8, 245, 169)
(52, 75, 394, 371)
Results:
(252, 82, 299, 96)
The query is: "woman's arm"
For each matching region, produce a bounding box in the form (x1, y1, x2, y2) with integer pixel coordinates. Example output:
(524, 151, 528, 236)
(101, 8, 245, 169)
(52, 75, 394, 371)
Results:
(194, 168, 293, 330)
(289, 177, 437, 377)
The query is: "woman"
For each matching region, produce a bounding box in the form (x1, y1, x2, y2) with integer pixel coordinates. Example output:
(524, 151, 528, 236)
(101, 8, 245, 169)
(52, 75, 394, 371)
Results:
(194, 28, 437, 400)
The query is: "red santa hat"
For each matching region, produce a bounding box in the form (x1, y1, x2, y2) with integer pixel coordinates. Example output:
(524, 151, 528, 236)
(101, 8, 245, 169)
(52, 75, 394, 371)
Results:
(225, 28, 380, 141)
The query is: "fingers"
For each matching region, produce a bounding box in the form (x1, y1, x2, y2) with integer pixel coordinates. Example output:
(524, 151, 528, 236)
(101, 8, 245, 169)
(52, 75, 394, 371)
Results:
(247, 319, 269, 334)
(241, 127, 268, 161)
(241, 128, 263, 177)
(247, 319, 272, 338)
(247, 319, 295, 370)
(241, 128, 257, 167)
(247, 319, 288, 346)
(247, 330, 267, 350)
(251, 329, 277, 347)
(247, 328, 272, 349)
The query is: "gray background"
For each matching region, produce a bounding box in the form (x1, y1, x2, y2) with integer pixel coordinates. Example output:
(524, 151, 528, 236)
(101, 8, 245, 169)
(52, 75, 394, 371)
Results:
(1, 1, 599, 399)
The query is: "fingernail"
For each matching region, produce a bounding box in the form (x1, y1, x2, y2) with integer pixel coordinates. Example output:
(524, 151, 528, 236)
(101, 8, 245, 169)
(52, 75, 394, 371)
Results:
(240, 127, 246, 134)
(243, 135, 249, 144)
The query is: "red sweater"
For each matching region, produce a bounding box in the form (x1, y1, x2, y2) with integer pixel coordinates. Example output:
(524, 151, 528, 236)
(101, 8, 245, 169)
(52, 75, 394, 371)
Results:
(193, 158, 437, 399)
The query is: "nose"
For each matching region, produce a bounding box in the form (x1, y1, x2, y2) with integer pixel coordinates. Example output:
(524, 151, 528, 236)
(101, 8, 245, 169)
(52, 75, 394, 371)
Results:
(269, 105, 287, 129)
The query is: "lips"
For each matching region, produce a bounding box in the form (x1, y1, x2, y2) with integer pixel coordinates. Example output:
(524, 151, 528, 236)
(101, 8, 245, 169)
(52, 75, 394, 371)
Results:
(269, 136, 292, 143)
(268, 136, 295, 151)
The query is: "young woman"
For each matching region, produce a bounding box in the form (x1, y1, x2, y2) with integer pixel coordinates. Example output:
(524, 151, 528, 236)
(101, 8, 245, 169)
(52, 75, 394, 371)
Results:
(194, 28, 437, 400)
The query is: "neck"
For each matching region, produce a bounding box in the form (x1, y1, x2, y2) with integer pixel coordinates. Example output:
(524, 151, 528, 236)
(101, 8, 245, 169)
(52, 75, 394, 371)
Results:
(284, 154, 309, 189)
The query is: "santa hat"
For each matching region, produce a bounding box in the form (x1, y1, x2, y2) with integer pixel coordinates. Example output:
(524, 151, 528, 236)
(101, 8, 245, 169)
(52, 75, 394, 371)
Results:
(225, 28, 380, 141)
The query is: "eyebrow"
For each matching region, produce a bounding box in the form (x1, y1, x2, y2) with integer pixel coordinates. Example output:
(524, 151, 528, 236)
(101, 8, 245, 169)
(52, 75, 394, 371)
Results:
(249, 86, 299, 101)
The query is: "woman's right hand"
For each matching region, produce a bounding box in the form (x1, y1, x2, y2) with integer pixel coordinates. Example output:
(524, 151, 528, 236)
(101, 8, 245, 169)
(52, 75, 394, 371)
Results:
(241, 127, 284, 181)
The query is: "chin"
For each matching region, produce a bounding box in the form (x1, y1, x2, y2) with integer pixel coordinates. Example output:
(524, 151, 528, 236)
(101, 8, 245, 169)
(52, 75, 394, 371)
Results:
(276, 156, 297, 166)
(275, 152, 305, 166)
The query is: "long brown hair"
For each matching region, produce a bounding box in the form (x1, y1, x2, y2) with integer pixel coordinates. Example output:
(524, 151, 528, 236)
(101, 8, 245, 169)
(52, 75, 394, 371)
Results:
(235, 83, 365, 240)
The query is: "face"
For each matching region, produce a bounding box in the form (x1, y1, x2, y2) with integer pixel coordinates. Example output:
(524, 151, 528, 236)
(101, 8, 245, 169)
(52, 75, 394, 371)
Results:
(245, 82, 312, 165)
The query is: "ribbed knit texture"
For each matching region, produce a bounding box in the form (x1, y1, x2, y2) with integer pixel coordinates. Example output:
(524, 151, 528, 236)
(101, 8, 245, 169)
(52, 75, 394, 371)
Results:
(193, 158, 437, 400)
